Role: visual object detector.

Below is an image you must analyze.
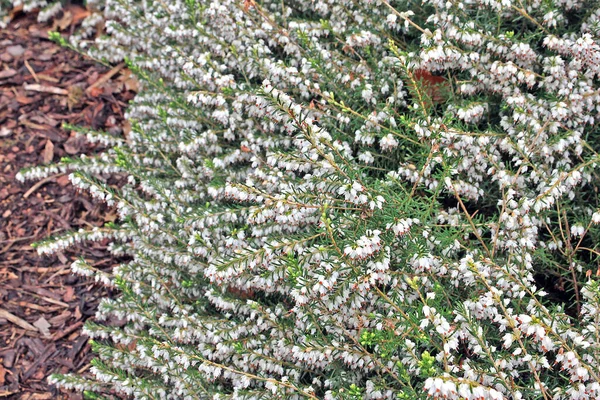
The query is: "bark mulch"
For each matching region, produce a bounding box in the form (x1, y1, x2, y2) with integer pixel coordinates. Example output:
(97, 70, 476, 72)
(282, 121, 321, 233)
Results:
(0, 10, 135, 399)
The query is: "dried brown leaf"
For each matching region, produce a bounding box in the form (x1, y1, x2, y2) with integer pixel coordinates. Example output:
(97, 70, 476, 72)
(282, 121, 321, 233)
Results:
(51, 11, 73, 31)
(42, 140, 54, 164)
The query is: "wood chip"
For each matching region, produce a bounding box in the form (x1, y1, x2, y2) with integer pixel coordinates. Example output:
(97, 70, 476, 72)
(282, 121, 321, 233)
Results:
(0, 308, 37, 331)
(19, 120, 51, 130)
(20, 393, 54, 400)
(0, 69, 17, 79)
(2, 350, 16, 368)
(33, 317, 52, 338)
(51, 321, 83, 341)
(36, 74, 59, 83)
(23, 83, 68, 96)
(48, 311, 71, 326)
(17, 288, 70, 308)
(0, 382, 19, 397)
(9, 302, 55, 313)
(0, 127, 12, 138)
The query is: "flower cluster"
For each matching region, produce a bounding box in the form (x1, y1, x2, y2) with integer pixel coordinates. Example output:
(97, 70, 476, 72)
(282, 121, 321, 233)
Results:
(344, 230, 383, 260)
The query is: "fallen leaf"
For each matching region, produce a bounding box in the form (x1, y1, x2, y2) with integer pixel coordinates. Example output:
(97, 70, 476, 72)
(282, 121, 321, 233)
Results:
(33, 317, 52, 338)
(87, 86, 103, 98)
(115, 339, 137, 352)
(94, 19, 105, 39)
(42, 47, 60, 56)
(74, 306, 82, 320)
(32, 368, 46, 381)
(63, 137, 81, 155)
(67, 86, 84, 110)
(0, 365, 5, 385)
(56, 175, 71, 187)
(122, 120, 131, 143)
(66, 4, 90, 25)
(52, 10, 73, 31)
(124, 75, 139, 92)
(104, 210, 117, 222)
(28, 24, 49, 39)
(227, 286, 255, 300)
(42, 140, 54, 164)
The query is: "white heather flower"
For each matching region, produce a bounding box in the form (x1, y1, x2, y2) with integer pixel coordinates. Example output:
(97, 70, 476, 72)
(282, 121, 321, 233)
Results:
(358, 151, 375, 164)
(386, 218, 418, 236)
(362, 84, 375, 104)
(571, 224, 585, 238)
(380, 134, 399, 151)
(369, 195, 385, 210)
(386, 13, 397, 27)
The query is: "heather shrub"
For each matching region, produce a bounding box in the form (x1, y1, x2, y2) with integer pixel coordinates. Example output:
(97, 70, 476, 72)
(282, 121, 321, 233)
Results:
(16, 0, 600, 399)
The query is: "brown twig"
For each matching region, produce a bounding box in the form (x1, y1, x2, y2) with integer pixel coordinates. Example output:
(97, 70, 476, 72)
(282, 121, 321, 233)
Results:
(23, 173, 65, 199)
(24, 59, 39, 83)
(86, 62, 125, 94)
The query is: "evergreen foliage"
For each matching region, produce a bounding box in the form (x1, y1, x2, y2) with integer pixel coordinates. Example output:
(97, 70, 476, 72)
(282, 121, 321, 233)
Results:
(14, 0, 600, 398)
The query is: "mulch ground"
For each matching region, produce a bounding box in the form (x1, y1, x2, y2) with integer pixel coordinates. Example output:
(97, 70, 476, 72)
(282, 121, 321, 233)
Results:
(0, 10, 134, 399)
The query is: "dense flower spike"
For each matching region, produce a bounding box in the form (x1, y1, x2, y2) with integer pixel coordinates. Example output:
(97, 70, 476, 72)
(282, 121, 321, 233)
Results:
(13, 0, 600, 398)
